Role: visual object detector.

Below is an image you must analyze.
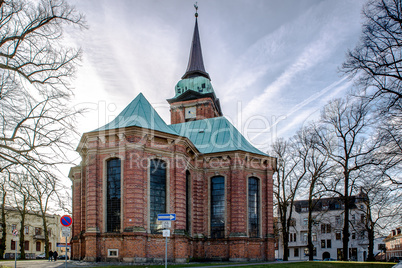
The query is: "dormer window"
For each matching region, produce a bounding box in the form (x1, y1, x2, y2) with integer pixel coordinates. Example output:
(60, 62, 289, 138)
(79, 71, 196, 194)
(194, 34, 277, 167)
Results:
(202, 83, 206, 88)
(198, 87, 202, 92)
(178, 88, 181, 94)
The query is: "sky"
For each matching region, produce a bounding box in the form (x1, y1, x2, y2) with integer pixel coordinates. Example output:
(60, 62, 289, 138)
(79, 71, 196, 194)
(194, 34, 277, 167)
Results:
(64, 0, 366, 177)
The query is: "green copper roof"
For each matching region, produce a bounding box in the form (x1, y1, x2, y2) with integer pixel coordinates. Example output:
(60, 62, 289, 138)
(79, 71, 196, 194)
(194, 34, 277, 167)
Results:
(92, 93, 266, 156)
(173, 76, 215, 98)
(170, 117, 268, 156)
(92, 93, 177, 135)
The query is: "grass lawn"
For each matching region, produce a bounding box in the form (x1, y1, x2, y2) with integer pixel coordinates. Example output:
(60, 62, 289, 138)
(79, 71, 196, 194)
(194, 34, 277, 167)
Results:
(86, 261, 396, 268)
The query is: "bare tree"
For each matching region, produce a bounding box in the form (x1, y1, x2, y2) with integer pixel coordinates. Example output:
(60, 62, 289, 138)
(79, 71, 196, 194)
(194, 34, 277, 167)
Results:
(8, 172, 36, 260)
(315, 97, 383, 261)
(0, 0, 86, 175)
(0, 179, 8, 259)
(356, 169, 402, 261)
(271, 138, 306, 261)
(26, 171, 59, 259)
(342, 0, 402, 177)
(342, 0, 402, 111)
(293, 126, 332, 261)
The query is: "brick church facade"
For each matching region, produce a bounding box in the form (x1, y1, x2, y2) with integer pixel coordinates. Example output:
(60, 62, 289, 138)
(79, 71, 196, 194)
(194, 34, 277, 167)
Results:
(69, 11, 276, 262)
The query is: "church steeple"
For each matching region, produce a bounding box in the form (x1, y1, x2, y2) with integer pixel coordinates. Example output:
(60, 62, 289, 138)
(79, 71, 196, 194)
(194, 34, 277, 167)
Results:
(167, 4, 222, 124)
(182, 12, 210, 80)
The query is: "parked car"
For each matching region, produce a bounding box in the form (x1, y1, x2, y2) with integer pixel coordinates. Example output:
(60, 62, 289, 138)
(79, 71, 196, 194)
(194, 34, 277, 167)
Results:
(323, 258, 337, 261)
(389, 256, 402, 263)
(58, 254, 69, 260)
(35, 253, 46, 259)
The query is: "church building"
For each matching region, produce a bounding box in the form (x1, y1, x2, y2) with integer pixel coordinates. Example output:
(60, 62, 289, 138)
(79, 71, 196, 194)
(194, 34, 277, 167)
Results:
(69, 10, 276, 262)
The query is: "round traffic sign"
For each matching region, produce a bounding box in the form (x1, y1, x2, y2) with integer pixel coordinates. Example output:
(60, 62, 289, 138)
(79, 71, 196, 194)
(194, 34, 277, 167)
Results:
(12, 229, 18, 236)
(60, 215, 73, 227)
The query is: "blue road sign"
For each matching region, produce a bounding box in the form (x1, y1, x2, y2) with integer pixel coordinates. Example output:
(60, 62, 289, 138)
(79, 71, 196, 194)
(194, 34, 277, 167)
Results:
(157, 213, 176, 221)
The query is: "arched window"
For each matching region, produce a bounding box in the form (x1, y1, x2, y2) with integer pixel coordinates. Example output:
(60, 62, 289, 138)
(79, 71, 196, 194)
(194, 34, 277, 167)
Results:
(150, 159, 166, 233)
(186, 171, 191, 233)
(107, 158, 121, 232)
(248, 177, 259, 237)
(211, 176, 225, 238)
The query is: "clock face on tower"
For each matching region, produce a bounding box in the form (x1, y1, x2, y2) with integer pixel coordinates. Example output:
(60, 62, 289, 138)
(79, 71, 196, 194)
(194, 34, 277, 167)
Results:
(185, 106, 196, 119)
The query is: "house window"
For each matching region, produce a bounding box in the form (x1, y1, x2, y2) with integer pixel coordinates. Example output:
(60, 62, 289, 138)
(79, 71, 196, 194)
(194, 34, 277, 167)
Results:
(248, 177, 259, 237)
(150, 159, 167, 233)
(294, 248, 299, 257)
(321, 223, 331, 233)
(312, 233, 317, 242)
(24, 226, 29, 234)
(211, 176, 225, 239)
(321, 239, 326, 248)
(294, 233, 297, 242)
(335, 216, 341, 225)
(289, 218, 296, 227)
(352, 232, 356, 239)
(49, 242, 52, 251)
(336, 232, 341, 240)
(360, 215, 365, 223)
(35, 227, 42, 235)
(108, 249, 119, 257)
(24, 241, 29, 250)
(303, 218, 308, 226)
(327, 239, 332, 248)
(11, 240, 16, 250)
(301, 232, 308, 243)
(106, 158, 121, 232)
(11, 224, 16, 231)
(186, 170, 191, 233)
(301, 207, 308, 212)
(36, 241, 41, 251)
(48, 228, 52, 237)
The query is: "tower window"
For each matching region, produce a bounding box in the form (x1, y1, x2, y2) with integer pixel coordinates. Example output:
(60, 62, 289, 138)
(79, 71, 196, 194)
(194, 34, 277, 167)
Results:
(248, 177, 259, 237)
(107, 158, 121, 232)
(186, 171, 191, 233)
(150, 159, 167, 233)
(211, 176, 225, 238)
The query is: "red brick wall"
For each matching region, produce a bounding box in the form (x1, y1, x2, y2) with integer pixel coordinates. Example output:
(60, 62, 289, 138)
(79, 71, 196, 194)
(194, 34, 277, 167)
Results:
(69, 129, 275, 262)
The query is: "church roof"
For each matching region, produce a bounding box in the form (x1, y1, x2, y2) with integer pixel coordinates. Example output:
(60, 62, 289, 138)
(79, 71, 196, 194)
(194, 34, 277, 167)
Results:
(170, 117, 268, 156)
(93, 93, 267, 156)
(182, 17, 210, 80)
(91, 93, 177, 135)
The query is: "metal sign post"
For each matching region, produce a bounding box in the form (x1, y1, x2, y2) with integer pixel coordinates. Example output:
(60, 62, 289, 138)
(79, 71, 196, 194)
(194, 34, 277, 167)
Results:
(60, 215, 72, 268)
(158, 214, 175, 268)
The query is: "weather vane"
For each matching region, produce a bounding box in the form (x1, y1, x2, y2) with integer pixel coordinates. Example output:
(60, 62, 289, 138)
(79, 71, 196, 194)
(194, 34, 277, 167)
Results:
(194, 2, 198, 17)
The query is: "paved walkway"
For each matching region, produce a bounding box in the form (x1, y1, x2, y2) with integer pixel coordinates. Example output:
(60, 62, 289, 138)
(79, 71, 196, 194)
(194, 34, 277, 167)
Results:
(0, 260, 279, 268)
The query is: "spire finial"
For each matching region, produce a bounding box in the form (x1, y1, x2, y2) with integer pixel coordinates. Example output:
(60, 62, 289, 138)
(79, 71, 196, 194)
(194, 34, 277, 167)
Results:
(194, 2, 198, 17)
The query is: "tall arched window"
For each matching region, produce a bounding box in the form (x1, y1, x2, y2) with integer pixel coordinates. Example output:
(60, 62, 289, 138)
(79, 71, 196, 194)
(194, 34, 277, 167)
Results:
(150, 159, 166, 233)
(186, 171, 191, 233)
(211, 176, 225, 238)
(248, 177, 259, 237)
(107, 158, 121, 232)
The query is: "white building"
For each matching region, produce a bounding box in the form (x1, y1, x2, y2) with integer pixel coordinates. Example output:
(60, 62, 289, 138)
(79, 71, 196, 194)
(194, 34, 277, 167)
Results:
(0, 206, 62, 259)
(277, 194, 384, 261)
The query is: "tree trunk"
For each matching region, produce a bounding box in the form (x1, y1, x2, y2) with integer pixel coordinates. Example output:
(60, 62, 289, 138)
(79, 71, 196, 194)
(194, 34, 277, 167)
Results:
(42, 215, 49, 259)
(0, 191, 6, 260)
(342, 171, 350, 261)
(19, 212, 25, 259)
(307, 194, 314, 261)
(367, 222, 375, 261)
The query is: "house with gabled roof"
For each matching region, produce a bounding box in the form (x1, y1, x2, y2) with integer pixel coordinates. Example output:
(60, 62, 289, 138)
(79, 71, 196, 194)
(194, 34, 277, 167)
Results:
(69, 9, 276, 262)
